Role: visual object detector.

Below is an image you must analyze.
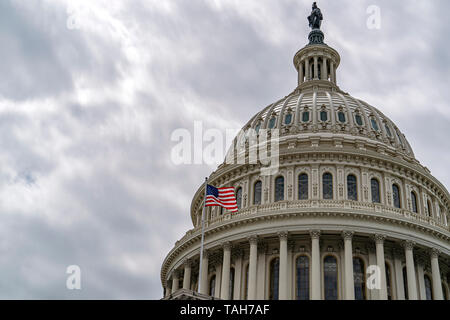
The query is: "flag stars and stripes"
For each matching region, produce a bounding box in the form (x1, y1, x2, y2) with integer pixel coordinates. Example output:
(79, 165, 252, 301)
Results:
(205, 185, 238, 213)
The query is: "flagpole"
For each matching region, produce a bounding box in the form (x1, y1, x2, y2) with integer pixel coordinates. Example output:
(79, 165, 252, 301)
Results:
(197, 177, 208, 294)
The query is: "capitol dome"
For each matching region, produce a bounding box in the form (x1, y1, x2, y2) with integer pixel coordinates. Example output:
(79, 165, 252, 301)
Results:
(161, 6, 450, 301)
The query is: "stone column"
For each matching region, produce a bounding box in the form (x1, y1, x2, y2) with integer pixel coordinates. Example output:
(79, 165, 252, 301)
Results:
(403, 241, 418, 300)
(313, 56, 319, 80)
(342, 231, 355, 300)
(310, 230, 321, 300)
(330, 62, 335, 83)
(278, 231, 288, 300)
(373, 234, 387, 300)
(165, 281, 172, 297)
(220, 242, 232, 299)
(298, 61, 304, 85)
(430, 248, 444, 300)
(199, 250, 209, 295)
(248, 235, 258, 300)
(183, 259, 192, 290)
(322, 57, 327, 80)
(305, 59, 310, 81)
(172, 270, 180, 293)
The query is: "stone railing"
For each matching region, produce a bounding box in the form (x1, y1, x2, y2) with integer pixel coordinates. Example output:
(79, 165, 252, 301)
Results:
(177, 200, 449, 247)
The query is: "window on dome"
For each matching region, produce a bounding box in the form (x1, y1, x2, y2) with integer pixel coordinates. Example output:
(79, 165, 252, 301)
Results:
(236, 187, 242, 210)
(269, 258, 280, 300)
(371, 118, 379, 131)
(324, 256, 338, 300)
(347, 174, 357, 201)
(355, 114, 363, 126)
(392, 184, 401, 208)
(320, 110, 328, 122)
(424, 275, 433, 300)
(209, 275, 216, 297)
(427, 200, 433, 217)
(296, 256, 310, 300)
(268, 116, 277, 129)
(284, 113, 293, 125)
(323, 173, 333, 200)
(396, 130, 404, 147)
(302, 111, 310, 123)
(353, 257, 366, 300)
(298, 173, 309, 200)
(255, 122, 261, 134)
(411, 191, 418, 213)
(254, 181, 262, 205)
(275, 176, 285, 202)
(371, 178, 381, 203)
(338, 111, 346, 123)
(385, 124, 392, 137)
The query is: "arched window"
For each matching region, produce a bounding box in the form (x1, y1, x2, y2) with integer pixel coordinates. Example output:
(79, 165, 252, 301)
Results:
(324, 255, 338, 300)
(371, 178, 381, 203)
(427, 200, 433, 217)
(323, 173, 333, 200)
(269, 258, 280, 300)
(424, 275, 433, 300)
(284, 113, 293, 125)
(385, 124, 392, 138)
(386, 263, 393, 300)
(402, 267, 408, 299)
(353, 257, 366, 300)
(253, 181, 262, 205)
(268, 116, 277, 129)
(209, 275, 216, 297)
(320, 110, 328, 122)
(347, 174, 357, 201)
(255, 122, 261, 134)
(236, 187, 242, 210)
(302, 111, 310, 123)
(392, 184, 401, 208)
(229, 267, 235, 300)
(337, 111, 346, 123)
(355, 114, 363, 126)
(298, 174, 309, 200)
(411, 191, 418, 213)
(275, 176, 284, 202)
(371, 118, 379, 131)
(295, 256, 310, 300)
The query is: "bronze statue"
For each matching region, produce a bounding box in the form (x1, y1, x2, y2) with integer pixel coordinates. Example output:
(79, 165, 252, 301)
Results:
(308, 2, 323, 30)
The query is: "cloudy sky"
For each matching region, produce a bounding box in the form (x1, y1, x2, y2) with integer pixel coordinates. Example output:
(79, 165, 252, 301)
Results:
(0, 0, 448, 299)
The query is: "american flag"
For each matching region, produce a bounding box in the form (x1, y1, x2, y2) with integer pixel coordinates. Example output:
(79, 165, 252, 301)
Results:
(205, 184, 238, 213)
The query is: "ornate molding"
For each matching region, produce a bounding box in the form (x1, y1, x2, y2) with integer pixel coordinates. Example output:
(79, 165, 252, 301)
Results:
(309, 229, 321, 239)
(248, 235, 258, 245)
(342, 230, 354, 240)
(430, 247, 441, 259)
(373, 234, 386, 244)
(222, 241, 232, 251)
(278, 231, 289, 241)
(401, 240, 416, 251)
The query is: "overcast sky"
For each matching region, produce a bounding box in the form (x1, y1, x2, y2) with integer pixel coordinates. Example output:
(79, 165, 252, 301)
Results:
(0, 0, 448, 299)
